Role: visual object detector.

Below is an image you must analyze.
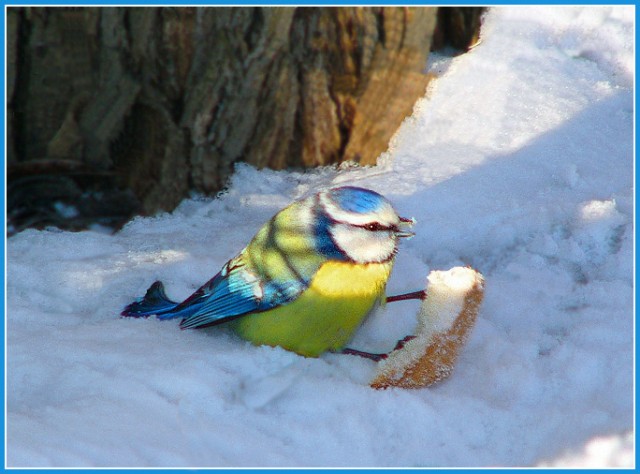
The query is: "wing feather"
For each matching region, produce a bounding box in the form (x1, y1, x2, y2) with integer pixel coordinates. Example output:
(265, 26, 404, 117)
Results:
(179, 255, 306, 329)
(180, 199, 328, 329)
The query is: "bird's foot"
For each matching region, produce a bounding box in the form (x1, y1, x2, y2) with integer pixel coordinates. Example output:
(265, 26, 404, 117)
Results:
(392, 335, 417, 351)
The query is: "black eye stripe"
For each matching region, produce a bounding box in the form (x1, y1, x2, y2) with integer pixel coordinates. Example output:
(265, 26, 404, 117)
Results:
(318, 206, 397, 233)
(360, 222, 397, 232)
(363, 222, 383, 231)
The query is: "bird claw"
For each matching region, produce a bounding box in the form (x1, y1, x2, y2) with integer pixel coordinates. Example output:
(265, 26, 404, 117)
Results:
(392, 335, 417, 352)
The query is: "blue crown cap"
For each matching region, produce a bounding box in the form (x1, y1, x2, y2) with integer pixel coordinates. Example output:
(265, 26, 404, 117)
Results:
(329, 186, 387, 214)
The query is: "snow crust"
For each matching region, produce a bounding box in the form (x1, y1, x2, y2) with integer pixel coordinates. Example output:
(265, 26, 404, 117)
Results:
(6, 6, 634, 468)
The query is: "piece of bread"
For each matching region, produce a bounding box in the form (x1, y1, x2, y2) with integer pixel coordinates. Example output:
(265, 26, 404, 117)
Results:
(371, 267, 484, 389)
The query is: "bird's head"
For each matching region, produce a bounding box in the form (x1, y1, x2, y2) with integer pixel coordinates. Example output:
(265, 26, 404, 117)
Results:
(314, 186, 415, 264)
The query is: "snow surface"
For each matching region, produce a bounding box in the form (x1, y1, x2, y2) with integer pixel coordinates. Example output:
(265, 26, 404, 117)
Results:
(6, 6, 634, 468)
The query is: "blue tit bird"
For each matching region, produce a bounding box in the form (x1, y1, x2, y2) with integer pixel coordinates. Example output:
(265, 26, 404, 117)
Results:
(121, 186, 415, 358)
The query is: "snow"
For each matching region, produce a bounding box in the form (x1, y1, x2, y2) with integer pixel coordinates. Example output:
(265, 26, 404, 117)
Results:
(6, 6, 634, 468)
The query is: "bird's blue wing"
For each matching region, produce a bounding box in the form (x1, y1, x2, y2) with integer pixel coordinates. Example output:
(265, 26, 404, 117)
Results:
(178, 255, 307, 329)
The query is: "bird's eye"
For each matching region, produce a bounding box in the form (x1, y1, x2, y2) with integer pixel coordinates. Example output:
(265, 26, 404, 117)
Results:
(364, 222, 385, 232)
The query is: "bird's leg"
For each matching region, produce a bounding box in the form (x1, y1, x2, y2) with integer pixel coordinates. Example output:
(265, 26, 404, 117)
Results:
(341, 335, 418, 362)
(340, 291, 425, 362)
(340, 347, 388, 362)
(385, 290, 426, 303)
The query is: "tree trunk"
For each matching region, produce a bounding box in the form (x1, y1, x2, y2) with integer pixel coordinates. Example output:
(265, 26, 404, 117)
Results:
(7, 7, 483, 233)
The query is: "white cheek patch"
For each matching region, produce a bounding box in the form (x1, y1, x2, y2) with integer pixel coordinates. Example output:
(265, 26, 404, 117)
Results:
(330, 224, 396, 263)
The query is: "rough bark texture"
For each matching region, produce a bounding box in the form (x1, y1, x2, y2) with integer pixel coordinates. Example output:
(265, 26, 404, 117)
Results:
(7, 6, 485, 234)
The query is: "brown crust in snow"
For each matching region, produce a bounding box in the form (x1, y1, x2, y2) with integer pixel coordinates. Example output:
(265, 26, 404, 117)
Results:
(370, 275, 484, 389)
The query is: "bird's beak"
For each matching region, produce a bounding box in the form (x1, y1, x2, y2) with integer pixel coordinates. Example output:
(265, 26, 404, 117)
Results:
(396, 216, 416, 238)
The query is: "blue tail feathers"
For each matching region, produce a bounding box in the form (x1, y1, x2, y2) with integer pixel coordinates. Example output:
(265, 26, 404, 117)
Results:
(121, 281, 181, 319)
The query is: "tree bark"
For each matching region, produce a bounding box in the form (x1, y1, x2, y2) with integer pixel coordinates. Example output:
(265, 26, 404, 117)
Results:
(7, 7, 483, 233)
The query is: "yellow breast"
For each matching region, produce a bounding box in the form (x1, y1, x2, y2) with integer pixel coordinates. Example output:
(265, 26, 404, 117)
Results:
(307, 260, 393, 297)
(229, 260, 393, 357)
